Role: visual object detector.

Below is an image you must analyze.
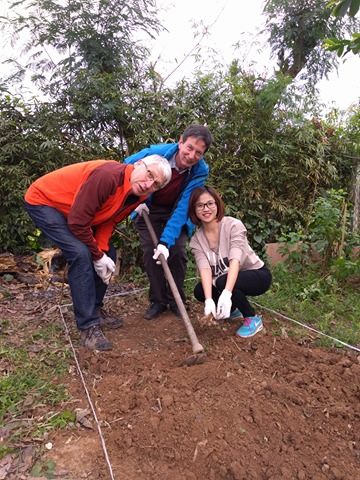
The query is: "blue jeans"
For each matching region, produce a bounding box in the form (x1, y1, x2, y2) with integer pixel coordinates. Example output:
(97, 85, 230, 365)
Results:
(24, 202, 116, 330)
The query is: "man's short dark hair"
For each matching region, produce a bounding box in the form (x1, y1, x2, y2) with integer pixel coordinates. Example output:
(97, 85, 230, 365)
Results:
(182, 124, 213, 151)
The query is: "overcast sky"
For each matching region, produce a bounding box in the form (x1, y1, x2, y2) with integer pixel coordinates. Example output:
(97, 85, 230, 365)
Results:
(153, 0, 360, 111)
(0, 0, 359, 110)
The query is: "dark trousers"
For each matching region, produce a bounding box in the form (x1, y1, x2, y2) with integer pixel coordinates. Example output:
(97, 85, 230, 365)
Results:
(134, 206, 187, 305)
(24, 202, 116, 330)
(194, 265, 272, 317)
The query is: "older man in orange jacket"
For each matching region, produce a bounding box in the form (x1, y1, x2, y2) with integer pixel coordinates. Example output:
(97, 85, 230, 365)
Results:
(24, 156, 171, 351)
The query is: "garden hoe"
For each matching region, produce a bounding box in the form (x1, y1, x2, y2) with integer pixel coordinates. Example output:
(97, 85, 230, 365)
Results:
(142, 211, 206, 366)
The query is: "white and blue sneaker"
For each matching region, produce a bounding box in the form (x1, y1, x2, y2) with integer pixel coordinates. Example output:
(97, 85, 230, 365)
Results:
(236, 315, 263, 338)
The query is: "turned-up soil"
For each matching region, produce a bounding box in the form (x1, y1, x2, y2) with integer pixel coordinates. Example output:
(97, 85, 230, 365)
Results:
(0, 259, 359, 480)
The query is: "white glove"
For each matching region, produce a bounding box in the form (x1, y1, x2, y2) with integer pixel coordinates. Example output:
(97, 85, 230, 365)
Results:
(134, 203, 149, 216)
(153, 244, 169, 264)
(102, 269, 113, 285)
(204, 298, 216, 317)
(93, 254, 116, 285)
(216, 289, 232, 320)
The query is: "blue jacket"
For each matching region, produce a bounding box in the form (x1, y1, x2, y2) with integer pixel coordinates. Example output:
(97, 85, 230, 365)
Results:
(124, 143, 209, 247)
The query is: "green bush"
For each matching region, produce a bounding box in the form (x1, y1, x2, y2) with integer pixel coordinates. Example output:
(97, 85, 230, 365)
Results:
(0, 95, 105, 252)
(278, 188, 359, 280)
(0, 68, 357, 256)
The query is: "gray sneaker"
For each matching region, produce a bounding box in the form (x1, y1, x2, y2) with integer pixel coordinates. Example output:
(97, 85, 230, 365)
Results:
(81, 325, 112, 351)
(97, 307, 123, 329)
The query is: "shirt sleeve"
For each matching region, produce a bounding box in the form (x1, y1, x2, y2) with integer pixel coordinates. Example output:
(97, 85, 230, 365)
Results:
(228, 221, 248, 264)
(226, 219, 263, 269)
(160, 160, 209, 247)
(190, 234, 212, 271)
(67, 163, 124, 259)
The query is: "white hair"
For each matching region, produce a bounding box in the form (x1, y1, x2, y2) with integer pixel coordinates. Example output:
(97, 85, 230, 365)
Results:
(142, 154, 172, 188)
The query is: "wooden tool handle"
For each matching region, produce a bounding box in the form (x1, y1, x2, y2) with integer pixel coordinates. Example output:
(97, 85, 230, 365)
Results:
(142, 211, 204, 354)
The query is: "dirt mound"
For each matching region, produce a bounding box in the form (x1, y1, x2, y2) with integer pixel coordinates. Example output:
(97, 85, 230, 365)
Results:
(1, 277, 359, 480)
(48, 290, 360, 480)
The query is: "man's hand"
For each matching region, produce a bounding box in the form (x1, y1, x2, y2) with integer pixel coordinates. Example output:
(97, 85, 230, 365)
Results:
(93, 254, 116, 285)
(153, 244, 169, 264)
(134, 203, 149, 217)
(216, 289, 232, 319)
(204, 298, 216, 317)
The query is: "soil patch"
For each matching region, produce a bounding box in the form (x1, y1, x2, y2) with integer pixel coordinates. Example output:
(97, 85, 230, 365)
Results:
(1, 267, 359, 480)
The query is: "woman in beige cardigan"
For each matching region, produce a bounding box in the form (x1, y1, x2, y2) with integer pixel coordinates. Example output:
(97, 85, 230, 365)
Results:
(189, 186, 272, 338)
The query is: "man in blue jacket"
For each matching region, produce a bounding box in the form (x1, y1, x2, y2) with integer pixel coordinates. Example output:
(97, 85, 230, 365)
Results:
(125, 124, 213, 319)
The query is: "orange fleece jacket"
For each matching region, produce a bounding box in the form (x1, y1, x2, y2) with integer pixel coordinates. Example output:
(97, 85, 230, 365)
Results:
(25, 160, 146, 259)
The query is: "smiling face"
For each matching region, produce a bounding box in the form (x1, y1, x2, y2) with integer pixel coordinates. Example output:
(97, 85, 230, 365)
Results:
(130, 161, 165, 196)
(175, 135, 207, 170)
(194, 192, 218, 224)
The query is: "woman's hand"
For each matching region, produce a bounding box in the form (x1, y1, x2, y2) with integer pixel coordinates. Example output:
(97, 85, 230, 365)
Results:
(204, 298, 216, 317)
(199, 298, 217, 327)
(216, 289, 232, 319)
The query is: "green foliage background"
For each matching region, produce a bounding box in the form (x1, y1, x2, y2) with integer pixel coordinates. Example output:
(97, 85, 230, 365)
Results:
(0, 0, 359, 256)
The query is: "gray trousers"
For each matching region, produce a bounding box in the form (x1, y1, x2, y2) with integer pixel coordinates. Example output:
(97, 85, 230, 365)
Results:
(134, 206, 187, 305)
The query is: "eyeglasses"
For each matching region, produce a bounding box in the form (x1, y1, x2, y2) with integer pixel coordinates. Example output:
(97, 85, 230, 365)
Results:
(142, 162, 162, 191)
(195, 200, 217, 210)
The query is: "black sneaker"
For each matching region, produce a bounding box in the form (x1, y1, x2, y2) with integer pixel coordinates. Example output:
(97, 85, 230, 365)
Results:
(169, 303, 181, 318)
(97, 307, 123, 330)
(81, 325, 112, 351)
(144, 303, 167, 320)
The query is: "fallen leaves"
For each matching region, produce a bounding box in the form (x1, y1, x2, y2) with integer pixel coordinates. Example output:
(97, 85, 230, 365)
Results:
(198, 313, 217, 327)
(75, 408, 93, 430)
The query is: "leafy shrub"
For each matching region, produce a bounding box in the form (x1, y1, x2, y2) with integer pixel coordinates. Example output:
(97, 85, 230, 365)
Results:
(0, 95, 105, 252)
(0, 66, 357, 256)
(278, 189, 359, 281)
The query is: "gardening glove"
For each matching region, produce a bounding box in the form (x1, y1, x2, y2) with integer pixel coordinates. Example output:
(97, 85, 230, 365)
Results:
(216, 289, 232, 320)
(134, 203, 149, 217)
(204, 298, 216, 318)
(93, 253, 116, 285)
(102, 269, 113, 286)
(153, 243, 169, 264)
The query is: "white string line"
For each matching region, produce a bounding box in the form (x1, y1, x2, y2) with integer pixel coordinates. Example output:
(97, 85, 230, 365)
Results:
(59, 279, 360, 353)
(54, 276, 358, 478)
(60, 286, 148, 308)
(252, 301, 360, 353)
(184, 277, 360, 353)
(57, 306, 116, 480)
